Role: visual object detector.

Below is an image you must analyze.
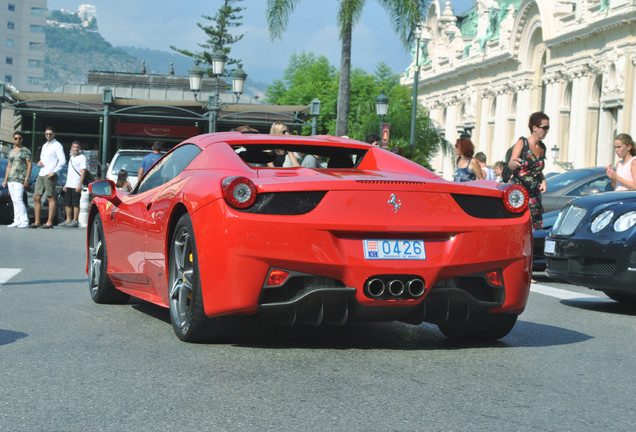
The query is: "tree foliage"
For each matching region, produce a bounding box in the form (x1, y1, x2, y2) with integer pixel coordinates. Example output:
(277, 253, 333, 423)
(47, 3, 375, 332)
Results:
(265, 55, 449, 169)
(266, 0, 426, 136)
(170, 0, 246, 76)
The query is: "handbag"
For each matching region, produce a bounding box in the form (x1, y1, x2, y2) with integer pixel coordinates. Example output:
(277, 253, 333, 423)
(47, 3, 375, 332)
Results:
(70, 157, 95, 186)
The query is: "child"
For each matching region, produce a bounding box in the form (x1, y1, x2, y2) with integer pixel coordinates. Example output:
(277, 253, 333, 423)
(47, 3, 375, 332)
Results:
(493, 161, 505, 182)
(116, 169, 132, 192)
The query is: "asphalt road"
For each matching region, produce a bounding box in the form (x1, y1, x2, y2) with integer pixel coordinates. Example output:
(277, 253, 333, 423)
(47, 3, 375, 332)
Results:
(1, 226, 636, 431)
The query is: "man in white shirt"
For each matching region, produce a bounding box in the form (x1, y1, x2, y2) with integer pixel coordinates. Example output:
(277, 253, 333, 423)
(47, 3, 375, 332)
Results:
(60, 140, 87, 228)
(31, 127, 66, 228)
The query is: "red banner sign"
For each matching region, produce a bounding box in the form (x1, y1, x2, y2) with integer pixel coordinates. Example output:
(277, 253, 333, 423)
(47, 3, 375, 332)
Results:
(115, 122, 200, 138)
(381, 123, 390, 148)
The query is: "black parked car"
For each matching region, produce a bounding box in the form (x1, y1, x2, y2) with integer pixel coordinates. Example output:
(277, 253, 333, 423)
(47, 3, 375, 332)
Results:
(532, 210, 559, 272)
(545, 191, 636, 303)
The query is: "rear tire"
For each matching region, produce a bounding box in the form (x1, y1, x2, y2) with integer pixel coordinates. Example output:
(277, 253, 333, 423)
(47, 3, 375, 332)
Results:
(88, 216, 130, 304)
(438, 307, 518, 341)
(169, 213, 230, 342)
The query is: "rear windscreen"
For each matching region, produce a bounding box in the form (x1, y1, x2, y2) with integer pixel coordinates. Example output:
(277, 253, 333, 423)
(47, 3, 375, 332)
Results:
(232, 144, 368, 169)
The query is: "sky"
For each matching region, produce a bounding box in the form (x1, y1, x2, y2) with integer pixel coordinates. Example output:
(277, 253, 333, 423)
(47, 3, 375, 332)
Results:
(48, 0, 475, 85)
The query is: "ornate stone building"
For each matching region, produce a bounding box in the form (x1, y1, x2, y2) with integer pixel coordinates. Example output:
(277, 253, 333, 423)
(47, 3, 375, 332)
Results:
(402, 0, 635, 178)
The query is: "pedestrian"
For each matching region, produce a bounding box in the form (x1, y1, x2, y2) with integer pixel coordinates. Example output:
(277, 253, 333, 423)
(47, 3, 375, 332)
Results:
(605, 133, 636, 191)
(60, 140, 87, 227)
(1, 131, 32, 228)
(493, 160, 505, 182)
(475, 151, 496, 181)
(116, 169, 132, 192)
(507, 111, 548, 229)
(453, 136, 484, 182)
(31, 127, 66, 229)
(270, 121, 301, 167)
(365, 133, 381, 147)
(138, 141, 163, 178)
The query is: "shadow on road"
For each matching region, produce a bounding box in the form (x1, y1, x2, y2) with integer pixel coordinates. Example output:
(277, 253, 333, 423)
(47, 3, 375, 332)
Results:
(0, 329, 28, 346)
(1, 278, 87, 287)
(123, 298, 593, 350)
(560, 298, 636, 316)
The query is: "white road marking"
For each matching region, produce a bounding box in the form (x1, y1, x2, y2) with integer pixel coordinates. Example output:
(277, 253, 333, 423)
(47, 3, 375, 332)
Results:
(531, 283, 614, 302)
(0, 268, 21, 286)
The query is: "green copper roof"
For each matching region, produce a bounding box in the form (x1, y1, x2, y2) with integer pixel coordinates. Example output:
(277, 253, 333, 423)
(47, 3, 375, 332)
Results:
(456, 0, 523, 40)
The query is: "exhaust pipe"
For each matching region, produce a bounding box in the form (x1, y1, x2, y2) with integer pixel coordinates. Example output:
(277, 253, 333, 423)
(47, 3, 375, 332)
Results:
(366, 278, 385, 297)
(407, 279, 425, 297)
(387, 279, 405, 296)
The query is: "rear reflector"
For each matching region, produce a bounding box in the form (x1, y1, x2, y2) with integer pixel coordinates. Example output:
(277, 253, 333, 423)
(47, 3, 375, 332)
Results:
(266, 269, 290, 287)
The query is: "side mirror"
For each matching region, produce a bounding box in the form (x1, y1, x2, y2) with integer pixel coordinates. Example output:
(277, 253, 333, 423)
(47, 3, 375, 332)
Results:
(89, 179, 117, 200)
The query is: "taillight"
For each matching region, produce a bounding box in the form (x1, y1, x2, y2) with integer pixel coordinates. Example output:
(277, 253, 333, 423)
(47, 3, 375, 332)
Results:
(222, 176, 257, 209)
(499, 183, 529, 214)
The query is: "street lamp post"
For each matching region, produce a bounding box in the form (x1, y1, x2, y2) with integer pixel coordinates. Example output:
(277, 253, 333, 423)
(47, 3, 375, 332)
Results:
(409, 24, 422, 153)
(101, 87, 113, 174)
(310, 98, 321, 135)
(375, 90, 389, 139)
(231, 64, 247, 103)
(190, 45, 254, 133)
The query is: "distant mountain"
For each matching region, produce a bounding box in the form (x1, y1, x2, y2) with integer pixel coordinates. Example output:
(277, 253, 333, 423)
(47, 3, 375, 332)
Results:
(118, 46, 269, 100)
(117, 46, 194, 76)
(44, 25, 142, 91)
(43, 19, 268, 100)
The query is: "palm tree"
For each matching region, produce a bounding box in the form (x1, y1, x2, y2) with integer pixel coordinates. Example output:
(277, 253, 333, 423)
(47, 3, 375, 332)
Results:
(266, 0, 424, 136)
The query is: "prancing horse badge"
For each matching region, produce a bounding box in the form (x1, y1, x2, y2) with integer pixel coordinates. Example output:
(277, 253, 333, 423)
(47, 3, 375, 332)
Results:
(387, 193, 401, 213)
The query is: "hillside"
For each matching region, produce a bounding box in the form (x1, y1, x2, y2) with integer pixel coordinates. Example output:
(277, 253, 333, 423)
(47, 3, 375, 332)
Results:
(44, 26, 142, 91)
(44, 23, 268, 99)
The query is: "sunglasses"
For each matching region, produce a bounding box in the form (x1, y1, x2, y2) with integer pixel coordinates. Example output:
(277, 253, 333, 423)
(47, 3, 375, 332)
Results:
(282, 130, 289, 134)
(13, 136, 23, 140)
(538, 125, 550, 131)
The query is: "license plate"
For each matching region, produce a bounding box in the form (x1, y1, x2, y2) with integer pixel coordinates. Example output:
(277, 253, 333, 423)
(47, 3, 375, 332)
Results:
(544, 239, 556, 255)
(363, 239, 426, 260)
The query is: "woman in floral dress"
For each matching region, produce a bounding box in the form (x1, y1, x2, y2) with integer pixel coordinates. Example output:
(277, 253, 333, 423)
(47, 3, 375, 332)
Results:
(507, 112, 549, 229)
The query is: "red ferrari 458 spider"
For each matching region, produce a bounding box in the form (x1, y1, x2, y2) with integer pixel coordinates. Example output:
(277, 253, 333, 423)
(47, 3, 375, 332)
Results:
(87, 132, 532, 342)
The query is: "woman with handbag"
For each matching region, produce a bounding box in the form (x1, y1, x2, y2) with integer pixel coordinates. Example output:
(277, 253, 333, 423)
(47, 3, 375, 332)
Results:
(60, 140, 87, 228)
(507, 112, 549, 229)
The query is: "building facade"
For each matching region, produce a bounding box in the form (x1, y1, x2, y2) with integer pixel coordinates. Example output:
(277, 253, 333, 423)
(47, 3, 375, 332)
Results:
(0, 0, 46, 92)
(402, 0, 636, 178)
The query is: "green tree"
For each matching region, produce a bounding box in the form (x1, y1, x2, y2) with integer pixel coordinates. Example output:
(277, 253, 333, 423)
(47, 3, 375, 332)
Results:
(266, 0, 425, 137)
(265, 54, 449, 168)
(170, 0, 246, 76)
(265, 53, 338, 135)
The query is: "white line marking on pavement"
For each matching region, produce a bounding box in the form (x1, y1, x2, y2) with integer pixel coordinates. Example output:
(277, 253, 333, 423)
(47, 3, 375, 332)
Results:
(0, 268, 21, 286)
(531, 283, 614, 302)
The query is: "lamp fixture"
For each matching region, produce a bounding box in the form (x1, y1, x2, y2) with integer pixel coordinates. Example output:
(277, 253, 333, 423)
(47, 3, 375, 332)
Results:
(231, 65, 247, 103)
(551, 145, 574, 171)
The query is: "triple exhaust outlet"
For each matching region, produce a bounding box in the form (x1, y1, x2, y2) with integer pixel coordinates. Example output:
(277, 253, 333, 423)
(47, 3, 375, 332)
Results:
(364, 276, 426, 299)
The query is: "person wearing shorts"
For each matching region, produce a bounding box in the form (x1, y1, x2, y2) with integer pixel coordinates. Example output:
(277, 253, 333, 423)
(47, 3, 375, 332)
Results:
(31, 127, 66, 228)
(60, 140, 87, 227)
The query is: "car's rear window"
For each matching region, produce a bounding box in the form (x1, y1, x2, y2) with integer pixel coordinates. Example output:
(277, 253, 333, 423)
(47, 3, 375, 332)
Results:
(231, 144, 367, 169)
(110, 153, 149, 176)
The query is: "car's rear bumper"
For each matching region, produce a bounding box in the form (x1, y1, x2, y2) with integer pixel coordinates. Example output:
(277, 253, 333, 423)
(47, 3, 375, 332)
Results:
(192, 194, 533, 322)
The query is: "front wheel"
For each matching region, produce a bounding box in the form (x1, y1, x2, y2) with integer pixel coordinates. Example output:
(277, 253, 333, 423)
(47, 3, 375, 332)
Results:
(88, 216, 130, 304)
(438, 308, 518, 341)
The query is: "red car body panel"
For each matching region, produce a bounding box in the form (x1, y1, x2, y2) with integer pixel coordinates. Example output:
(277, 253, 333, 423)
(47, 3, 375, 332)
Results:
(88, 132, 531, 328)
